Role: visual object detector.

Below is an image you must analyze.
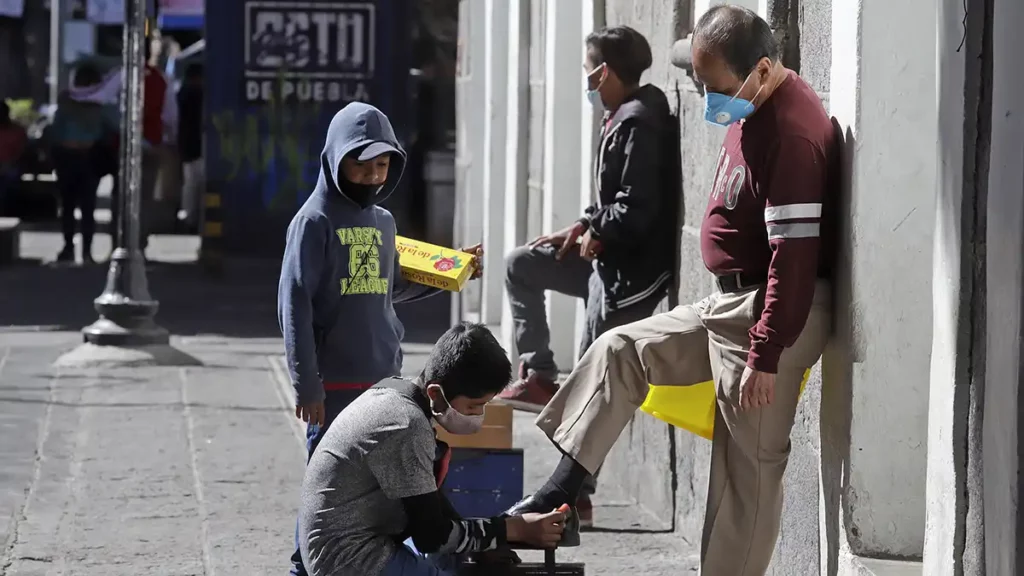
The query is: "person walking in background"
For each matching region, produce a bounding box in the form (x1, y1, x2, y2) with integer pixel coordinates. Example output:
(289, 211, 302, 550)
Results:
(496, 26, 680, 526)
(137, 38, 177, 259)
(278, 102, 483, 576)
(507, 7, 838, 575)
(45, 64, 119, 265)
(0, 101, 27, 214)
(177, 63, 204, 233)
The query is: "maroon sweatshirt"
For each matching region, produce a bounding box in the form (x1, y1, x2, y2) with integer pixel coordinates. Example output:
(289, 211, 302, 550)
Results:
(700, 70, 837, 373)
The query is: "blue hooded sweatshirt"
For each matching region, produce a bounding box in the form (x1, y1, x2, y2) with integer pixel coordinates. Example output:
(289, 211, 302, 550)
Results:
(278, 103, 439, 406)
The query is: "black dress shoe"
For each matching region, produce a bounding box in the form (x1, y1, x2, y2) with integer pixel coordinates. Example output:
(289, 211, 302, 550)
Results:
(503, 494, 549, 516)
(502, 496, 581, 547)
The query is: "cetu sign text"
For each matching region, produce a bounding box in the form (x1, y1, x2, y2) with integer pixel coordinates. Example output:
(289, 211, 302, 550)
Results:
(243, 1, 374, 104)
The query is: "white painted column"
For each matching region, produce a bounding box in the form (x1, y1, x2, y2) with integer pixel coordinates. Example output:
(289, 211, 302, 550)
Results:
(922, 0, 972, 572)
(453, 0, 489, 323)
(542, 0, 587, 370)
(823, 0, 936, 569)
(572, 1, 600, 360)
(500, 0, 530, 358)
(481, 0, 509, 326)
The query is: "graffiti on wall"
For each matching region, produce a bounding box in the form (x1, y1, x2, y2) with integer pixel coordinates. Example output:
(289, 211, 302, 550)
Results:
(211, 92, 323, 213)
(211, 66, 374, 212)
(210, 1, 379, 212)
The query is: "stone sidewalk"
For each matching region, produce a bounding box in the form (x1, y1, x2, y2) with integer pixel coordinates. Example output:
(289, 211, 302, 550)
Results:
(0, 335, 302, 576)
(0, 231, 695, 575)
(0, 332, 695, 576)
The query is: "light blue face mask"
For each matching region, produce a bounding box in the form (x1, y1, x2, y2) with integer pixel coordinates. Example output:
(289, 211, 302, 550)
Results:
(703, 73, 763, 126)
(585, 63, 607, 107)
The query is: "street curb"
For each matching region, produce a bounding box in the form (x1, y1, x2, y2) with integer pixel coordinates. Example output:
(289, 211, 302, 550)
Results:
(267, 355, 306, 447)
(53, 343, 203, 369)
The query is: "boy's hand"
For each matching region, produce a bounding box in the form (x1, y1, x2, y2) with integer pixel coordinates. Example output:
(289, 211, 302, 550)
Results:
(461, 243, 484, 280)
(505, 509, 566, 548)
(295, 402, 326, 427)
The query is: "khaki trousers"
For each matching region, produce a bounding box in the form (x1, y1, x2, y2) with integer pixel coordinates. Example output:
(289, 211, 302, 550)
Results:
(536, 281, 831, 576)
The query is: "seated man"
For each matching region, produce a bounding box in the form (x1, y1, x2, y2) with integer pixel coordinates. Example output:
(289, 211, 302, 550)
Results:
(499, 25, 677, 411)
(298, 322, 567, 576)
(508, 6, 837, 576)
(498, 26, 680, 524)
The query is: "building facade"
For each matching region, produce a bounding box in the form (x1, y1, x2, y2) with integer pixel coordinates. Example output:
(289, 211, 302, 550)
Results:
(454, 0, 1023, 573)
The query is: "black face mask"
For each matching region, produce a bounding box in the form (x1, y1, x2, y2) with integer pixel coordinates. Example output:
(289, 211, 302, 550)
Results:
(341, 180, 382, 208)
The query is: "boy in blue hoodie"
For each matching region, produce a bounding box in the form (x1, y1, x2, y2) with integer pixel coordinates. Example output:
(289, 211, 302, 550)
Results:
(278, 102, 482, 576)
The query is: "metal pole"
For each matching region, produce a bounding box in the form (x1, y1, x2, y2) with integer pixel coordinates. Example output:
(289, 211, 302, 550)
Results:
(81, 0, 168, 346)
(48, 0, 62, 105)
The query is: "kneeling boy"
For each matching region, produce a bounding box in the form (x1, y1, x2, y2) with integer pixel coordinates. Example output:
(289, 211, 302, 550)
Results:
(298, 323, 566, 576)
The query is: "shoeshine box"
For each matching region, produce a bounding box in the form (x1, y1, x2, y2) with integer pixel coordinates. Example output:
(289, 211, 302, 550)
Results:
(395, 236, 477, 292)
(435, 402, 514, 449)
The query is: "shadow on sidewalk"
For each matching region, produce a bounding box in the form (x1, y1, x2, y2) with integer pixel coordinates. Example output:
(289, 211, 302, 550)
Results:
(0, 258, 451, 342)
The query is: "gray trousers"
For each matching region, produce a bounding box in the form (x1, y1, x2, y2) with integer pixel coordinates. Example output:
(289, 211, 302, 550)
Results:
(505, 243, 663, 499)
(505, 243, 662, 376)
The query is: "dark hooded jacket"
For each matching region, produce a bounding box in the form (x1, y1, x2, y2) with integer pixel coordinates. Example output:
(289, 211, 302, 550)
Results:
(581, 84, 680, 311)
(278, 103, 438, 406)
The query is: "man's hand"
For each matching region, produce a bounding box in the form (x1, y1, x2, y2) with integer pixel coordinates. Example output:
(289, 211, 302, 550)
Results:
(295, 402, 326, 427)
(461, 243, 484, 280)
(579, 229, 603, 262)
(739, 366, 776, 411)
(505, 509, 566, 548)
(528, 223, 585, 261)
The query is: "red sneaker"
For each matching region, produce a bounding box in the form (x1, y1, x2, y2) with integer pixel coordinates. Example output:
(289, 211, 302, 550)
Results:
(495, 364, 557, 413)
(576, 495, 594, 528)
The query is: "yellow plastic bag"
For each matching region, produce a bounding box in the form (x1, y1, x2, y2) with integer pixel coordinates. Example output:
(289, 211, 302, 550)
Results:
(639, 369, 811, 440)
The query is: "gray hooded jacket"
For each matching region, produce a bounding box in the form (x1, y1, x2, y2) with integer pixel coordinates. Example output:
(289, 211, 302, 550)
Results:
(278, 103, 438, 405)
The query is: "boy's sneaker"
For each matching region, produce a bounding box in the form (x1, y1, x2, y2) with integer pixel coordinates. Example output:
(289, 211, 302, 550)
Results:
(494, 363, 557, 413)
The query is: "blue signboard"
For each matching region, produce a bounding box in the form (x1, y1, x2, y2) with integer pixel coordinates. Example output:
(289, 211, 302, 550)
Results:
(157, 0, 203, 29)
(243, 2, 375, 104)
(205, 0, 411, 256)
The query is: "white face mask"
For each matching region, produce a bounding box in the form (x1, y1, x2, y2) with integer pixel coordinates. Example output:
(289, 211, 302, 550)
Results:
(429, 385, 485, 435)
(584, 63, 607, 107)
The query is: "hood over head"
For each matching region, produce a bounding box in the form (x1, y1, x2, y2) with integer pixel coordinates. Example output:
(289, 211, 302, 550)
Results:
(316, 102, 407, 207)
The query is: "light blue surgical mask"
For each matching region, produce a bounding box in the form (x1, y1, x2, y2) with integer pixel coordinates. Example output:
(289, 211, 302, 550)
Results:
(584, 63, 607, 107)
(703, 73, 763, 126)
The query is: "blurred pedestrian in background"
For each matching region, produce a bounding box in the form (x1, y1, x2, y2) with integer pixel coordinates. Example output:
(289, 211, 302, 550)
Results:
(177, 62, 204, 233)
(45, 64, 118, 265)
(0, 101, 27, 214)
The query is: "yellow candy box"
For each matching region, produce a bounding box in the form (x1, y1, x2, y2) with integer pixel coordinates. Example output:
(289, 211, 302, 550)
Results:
(395, 236, 477, 292)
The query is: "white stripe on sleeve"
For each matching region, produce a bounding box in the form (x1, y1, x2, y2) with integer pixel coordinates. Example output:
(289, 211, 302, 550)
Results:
(764, 203, 822, 223)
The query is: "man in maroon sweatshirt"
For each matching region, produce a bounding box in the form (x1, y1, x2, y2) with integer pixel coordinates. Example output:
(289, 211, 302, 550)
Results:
(505, 6, 836, 575)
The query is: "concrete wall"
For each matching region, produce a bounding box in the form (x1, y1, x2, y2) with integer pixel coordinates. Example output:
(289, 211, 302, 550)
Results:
(826, 0, 936, 565)
(979, 0, 1024, 570)
(456, 0, 988, 572)
(453, 0, 487, 324)
(465, 0, 601, 368)
(597, 0, 937, 573)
